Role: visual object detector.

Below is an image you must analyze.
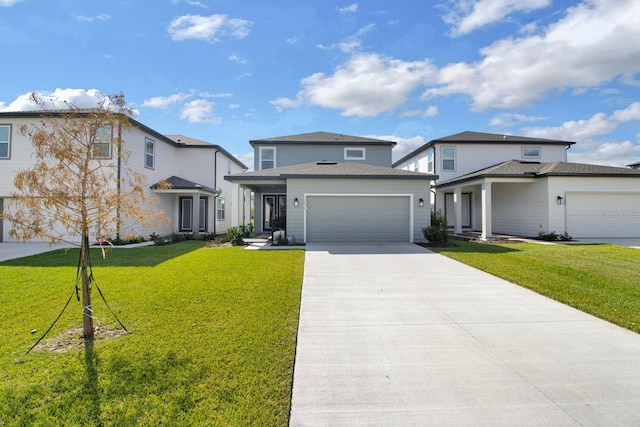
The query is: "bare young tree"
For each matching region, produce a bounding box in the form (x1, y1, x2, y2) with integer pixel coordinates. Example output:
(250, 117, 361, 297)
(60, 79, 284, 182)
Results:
(3, 92, 167, 341)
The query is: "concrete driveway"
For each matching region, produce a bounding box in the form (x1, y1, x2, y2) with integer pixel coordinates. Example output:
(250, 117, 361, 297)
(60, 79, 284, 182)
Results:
(0, 242, 75, 262)
(289, 242, 640, 426)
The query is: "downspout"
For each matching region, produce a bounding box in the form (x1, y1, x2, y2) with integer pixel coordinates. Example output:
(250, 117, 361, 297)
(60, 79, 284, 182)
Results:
(212, 149, 220, 236)
(116, 123, 122, 239)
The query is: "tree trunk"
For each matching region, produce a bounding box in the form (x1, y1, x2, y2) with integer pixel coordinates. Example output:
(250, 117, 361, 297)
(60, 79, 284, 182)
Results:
(81, 231, 94, 340)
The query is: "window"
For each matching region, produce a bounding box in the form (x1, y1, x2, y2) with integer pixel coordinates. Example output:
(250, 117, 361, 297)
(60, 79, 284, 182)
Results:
(180, 197, 208, 231)
(217, 198, 225, 220)
(145, 137, 155, 169)
(92, 125, 112, 159)
(0, 125, 10, 159)
(259, 147, 275, 170)
(413, 159, 419, 172)
(199, 197, 207, 231)
(442, 147, 456, 171)
(344, 147, 365, 160)
(522, 147, 541, 159)
(227, 160, 232, 174)
(427, 150, 434, 173)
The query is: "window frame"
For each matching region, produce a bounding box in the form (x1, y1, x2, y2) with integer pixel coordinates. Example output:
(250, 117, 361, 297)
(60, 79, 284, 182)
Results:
(427, 150, 434, 173)
(216, 198, 225, 221)
(344, 147, 366, 160)
(91, 125, 113, 159)
(0, 124, 11, 159)
(259, 146, 275, 170)
(145, 137, 155, 170)
(441, 146, 456, 172)
(522, 146, 541, 159)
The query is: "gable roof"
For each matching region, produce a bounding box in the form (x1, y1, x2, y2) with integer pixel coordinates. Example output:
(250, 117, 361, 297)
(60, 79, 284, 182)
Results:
(165, 134, 247, 169)
(226, 161, 436, 181)
(249, 131, 396, 147)
(392, 131, 576, 167)
(437, 160, 640, 187)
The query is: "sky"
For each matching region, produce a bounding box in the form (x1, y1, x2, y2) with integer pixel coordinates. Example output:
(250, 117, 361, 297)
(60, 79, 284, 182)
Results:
(1, 0, 639, 169)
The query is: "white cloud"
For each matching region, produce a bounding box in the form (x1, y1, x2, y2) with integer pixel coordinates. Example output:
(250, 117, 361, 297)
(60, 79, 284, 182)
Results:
(316, 23, 375, 54)
(402, 105, 439, 118)
(520, 102, 640, 166)
(271, 53, 436, 117)
(142, 93, 190, 108)
(428, 0, 640, 110)
(366, 134, 428, 163)
(0, 0, 23, 6)
(228, 54, 247, 64)
(337, 3, 359, 13)
(522, 102, 640, 141)
(180, 99, 222, 124)
(490, 112, 547, 127)
(75, 13, 111, 23)
(0, 88, 139, 115)
(168, 14, 252, 43)
(443, 0, 551, 36)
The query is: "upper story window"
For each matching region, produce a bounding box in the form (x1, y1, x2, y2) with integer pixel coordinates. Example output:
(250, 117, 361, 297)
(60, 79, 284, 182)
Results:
(145, 137, 155, 169)
(0, 124, 10, 159)
(92, 125, 112, 159)
(427, 150, 434, 173)
(522, 147, 541, 159)
(344, 147, 365, 160)
(413, 159, 419, 172)
(259, 146, 275, 170)
(441, 146, 456, 171)
(227, 160, 232, 174)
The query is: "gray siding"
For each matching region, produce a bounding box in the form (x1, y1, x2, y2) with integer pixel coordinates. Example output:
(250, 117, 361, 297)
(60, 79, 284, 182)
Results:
(254, 143, 393, 169)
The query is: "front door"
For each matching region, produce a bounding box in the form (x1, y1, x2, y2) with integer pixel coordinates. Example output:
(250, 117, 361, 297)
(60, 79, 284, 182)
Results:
(263, 195, 286, 231)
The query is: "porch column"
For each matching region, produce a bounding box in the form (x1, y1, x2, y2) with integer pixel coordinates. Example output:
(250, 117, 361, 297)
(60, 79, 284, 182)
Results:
(481, 181, 492, 240)
(454, 186, 463, 235)
(192, 194, 200, 238)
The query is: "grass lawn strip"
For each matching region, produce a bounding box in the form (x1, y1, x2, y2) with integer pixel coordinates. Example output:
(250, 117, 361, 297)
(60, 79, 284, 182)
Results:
(431, 240, 640, 334)
(0, 242, 304, 426)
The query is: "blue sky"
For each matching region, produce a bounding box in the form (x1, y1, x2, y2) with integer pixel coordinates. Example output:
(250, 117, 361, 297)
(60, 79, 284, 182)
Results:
(1, 0, 639, 168)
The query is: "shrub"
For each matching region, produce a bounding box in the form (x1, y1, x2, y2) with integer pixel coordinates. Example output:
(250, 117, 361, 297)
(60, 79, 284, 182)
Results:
(537, 231, 559, 241)
(559, 232, 573, 241)
(225, 226, 245, 246)
(422, 210, 449, 244)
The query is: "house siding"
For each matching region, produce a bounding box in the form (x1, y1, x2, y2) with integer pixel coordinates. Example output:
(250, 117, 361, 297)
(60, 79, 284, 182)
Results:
(491, 181, 549, 237)
(253, 143, 393, 169)
(434, 143, 568, 183)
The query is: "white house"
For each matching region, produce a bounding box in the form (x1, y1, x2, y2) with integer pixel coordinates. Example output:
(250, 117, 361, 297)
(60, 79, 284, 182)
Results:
(0, 112, 248, 243)
(394, 131, 640, 239)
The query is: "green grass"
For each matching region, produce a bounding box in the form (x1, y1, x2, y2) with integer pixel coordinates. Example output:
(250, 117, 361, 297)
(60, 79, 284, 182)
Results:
(431, 240, 640, 333)
(0, 242, 305, 426)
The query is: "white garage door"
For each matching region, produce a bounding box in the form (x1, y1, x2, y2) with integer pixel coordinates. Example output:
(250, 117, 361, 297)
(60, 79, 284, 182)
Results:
(306, 196, 410, 242)
(566, 193, 640, 238)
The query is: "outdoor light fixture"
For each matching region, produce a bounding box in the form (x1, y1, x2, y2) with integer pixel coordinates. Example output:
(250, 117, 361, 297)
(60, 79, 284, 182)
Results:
(294, 197, 299, 207)
(418, 198, 425, 207)
(557, 196, 565, 205)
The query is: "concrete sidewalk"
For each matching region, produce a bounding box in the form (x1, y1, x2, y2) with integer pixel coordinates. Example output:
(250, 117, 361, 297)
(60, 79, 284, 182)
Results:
(0, 242, 75, 262)
(289, 242, 640, 426)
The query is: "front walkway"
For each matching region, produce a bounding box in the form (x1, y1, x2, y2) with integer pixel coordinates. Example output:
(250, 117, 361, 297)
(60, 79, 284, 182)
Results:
(289, 242, 640, 426)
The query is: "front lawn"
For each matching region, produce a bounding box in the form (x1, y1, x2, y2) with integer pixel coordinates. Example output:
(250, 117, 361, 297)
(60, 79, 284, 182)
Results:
(0, 242, 305, 426)
(431, 240, 640, 333)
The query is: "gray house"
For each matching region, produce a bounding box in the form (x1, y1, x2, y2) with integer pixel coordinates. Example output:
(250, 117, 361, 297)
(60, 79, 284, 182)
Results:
(225, 132, 436, 243)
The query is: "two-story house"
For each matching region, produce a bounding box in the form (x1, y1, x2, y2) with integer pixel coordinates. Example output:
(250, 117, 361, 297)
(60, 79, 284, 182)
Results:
(0, 111, 248, 242)
(225, 131, 436, 243)
(394, 131, 640, 239)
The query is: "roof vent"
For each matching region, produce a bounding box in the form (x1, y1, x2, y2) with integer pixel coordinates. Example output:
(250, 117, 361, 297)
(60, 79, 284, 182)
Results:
(316, 161, 338, 165)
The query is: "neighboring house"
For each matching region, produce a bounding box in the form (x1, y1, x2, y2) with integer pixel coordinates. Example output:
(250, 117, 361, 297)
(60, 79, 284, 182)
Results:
(225, 131, 436, 243)
(394, 131, 640, 239)
(0, 112, 248, 242)
(628, 161, 640, 170)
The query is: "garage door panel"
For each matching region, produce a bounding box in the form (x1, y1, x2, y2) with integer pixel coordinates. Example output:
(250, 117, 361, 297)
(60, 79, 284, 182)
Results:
(307, 196, 410, 242)
(566, 193, 640, 238)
